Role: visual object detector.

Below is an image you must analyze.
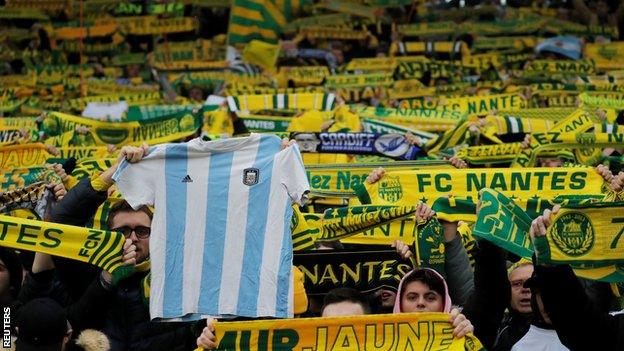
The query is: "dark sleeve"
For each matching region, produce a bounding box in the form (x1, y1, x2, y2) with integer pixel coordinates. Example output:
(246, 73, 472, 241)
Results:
(14, 270, 70, 308)
(492, 327, 524, 351)
(66, 275, 113, 331)
(15, 269, 112, 332)
(50, 177, 108, 301)
(580, 278, 618, 313)
(444, 235, 474, 306)
(50, 177, 108, 227)
(492, 314, 530, 351)
(462, 240, 510, 350)
(535, 264, 624, 351)
(232, 118, 249, 136)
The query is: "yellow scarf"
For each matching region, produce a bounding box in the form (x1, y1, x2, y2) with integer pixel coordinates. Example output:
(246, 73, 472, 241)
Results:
(43, 111, 200, 146)
(200, 313, 484, 351)
(0, 144, 50, 170)
(0, 215, 125, 272)
(226, 93, 337, 112)
(306, 160, 452, 197)
(544, 203, 624, 268)
(356, 167, 606, 207)
(512, 109, 595, 167)
(475, 188, 624, 282)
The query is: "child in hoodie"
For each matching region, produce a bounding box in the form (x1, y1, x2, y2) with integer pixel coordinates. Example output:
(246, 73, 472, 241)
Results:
(392, 202, 510, 349)
(394, 267, 475, 339)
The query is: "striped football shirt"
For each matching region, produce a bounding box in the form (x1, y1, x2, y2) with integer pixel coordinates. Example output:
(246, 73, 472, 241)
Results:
(113, 134, 309, 320)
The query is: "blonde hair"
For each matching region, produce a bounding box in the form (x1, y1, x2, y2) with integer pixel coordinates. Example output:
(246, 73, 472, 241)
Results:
(507, 259, 533, 277)
(75, 329, 110, 351)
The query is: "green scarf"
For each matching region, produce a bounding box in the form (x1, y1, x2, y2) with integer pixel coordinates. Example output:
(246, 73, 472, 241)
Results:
(474, 188, 624, 282)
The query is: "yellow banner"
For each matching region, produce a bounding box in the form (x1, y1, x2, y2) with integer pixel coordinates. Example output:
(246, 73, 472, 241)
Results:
(62, 33, 125, 53)
(0, 127, 25, 146)
(320, 206, 417, 241)
(455, 143, 523, 164)
(325, 73, 394, 88)
(66, 92, 163, 112)
(278, 66, 330, 86)
(54, 24, 118, 40)
(243, 40, 280, 73)
(172, 71, 272, 86)
(579, 92, 624, 110)
(333, 86, 390, 104)
(547, 203, 624, 267)
(225, 84, 323, 96)
(351, 106, 464, 132)
(71, 158, 116, 180)
(306, 161, 452, 197)
(103, 16, 197, 35)
(441, 93, 527, 115)
(340, 217, 417, 245)
(585, 42, 624, 70)
(512, 109, 596, 167)
(210, 313, 484, 351)
(391, 41, 469, 56)
(525, 60, 597, 74)
(44, 111, 200, 146)
(299, 27, 370, 40)
(529, 132, 624, 166)
(152, 39, 217, 63)
(0, 74, 37, 88)
(461, 53, 536, 70)
(55, 147, 113, 160)
(0, 144, 50, 170)
(345, 57, 400, 72)
(151, 60, 228, 71)
(358, 167, 606, 207)
(0, 215, 125, 273)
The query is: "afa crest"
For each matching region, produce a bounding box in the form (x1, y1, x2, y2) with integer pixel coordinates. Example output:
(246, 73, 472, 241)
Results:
(378, 175, 403, 203)
(243, 168, 259, 186)
(551, 212, 595, 257)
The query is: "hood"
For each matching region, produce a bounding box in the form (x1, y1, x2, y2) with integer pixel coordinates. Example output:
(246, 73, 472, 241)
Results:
(393, 268, 452, 313)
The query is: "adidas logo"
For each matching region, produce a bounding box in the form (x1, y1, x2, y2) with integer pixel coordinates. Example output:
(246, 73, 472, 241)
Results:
(182, 175, 193, 183)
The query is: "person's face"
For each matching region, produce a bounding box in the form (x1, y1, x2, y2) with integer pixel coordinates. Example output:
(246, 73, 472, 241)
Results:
(379, 289, 397, 308)
(0, 258, 11, 297)
(321, 301, 365, 317)
(400, 281, 444, 313)
(111, 211, 151, 263)
(189, 87, 204, 102)
(509, 264, 533, 314)
(296, 134, 320, 152)
(539, 158, 564, 168)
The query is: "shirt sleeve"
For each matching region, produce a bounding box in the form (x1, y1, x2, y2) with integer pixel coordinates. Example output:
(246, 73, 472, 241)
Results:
(111, 158, 156, 209)
(275, 143, 310, 206)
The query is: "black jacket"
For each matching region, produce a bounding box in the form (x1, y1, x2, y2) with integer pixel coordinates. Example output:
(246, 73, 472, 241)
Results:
(71, 271, 197, 351)
(492, 310, 531, 351)
(462, 240, 511, 350)
(39, 178, 197, 350)
(535, 264, 624, 351)
(49, 177, 108, 300)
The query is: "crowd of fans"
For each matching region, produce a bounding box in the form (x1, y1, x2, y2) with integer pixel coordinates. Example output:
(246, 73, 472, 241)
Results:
(0, 0, 624, 350)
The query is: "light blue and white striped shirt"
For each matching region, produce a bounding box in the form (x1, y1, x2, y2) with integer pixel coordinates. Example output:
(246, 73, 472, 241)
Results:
(113, 134, 309, 320)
